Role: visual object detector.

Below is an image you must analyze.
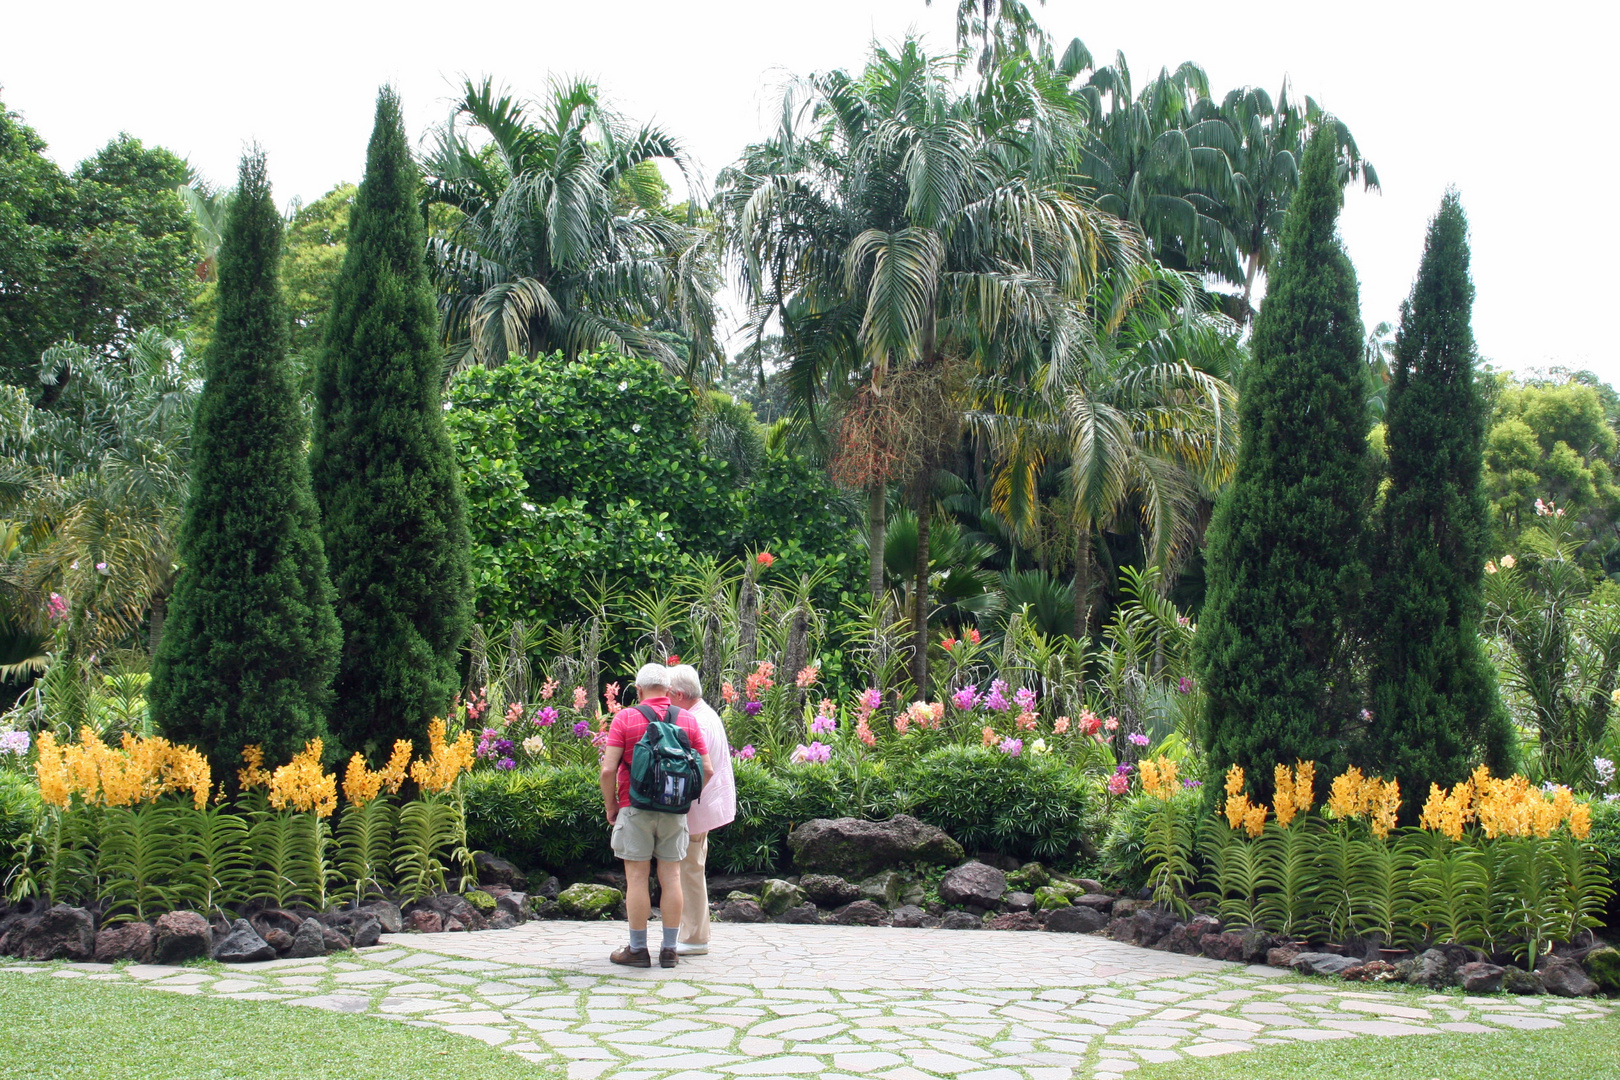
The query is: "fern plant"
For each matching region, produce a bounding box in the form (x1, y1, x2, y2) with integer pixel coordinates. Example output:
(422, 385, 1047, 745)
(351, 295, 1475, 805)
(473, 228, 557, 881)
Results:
(1354, 833, 1418, 946)
(1408, 831, 1487, 946)
(1496, 835, 1571, 967)
(292, 809, 337, 911)
(97, 803, 190, 922)
(335, 796, 397, 904)
(1198, 816, 1264, 927)
(179, 802, 252, 917)
(394, 793, 461, 901)
(247, 806, 300, 907)
(1552, 831, 1614, 946)
(8, 805, 94, 904)
(1256, 821, 1317, 939)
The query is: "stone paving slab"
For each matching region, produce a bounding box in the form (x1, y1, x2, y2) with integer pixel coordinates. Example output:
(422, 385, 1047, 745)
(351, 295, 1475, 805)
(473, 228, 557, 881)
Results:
(395, 922, 1226, 989)
(3, 923, 1614, 1080)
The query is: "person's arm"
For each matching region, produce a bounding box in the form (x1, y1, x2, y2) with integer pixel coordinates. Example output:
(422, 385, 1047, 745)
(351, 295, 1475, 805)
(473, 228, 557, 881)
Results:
(699, 752, 714, 784)
(599, 744, 623, 824)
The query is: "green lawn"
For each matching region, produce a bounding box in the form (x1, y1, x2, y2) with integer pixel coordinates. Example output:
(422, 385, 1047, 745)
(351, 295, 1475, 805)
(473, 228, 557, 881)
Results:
(1135, 1018, 1620, 1080)
(0, 971, 551, 1079)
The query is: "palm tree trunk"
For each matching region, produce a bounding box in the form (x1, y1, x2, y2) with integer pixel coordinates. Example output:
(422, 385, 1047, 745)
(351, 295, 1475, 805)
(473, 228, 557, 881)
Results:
(1240, 250, 1262, 324)
(911, 491, 931, 695)
(868, 482, 888, 602)
(148, 596, 167, 655)
(1072, 529, 1093, 641)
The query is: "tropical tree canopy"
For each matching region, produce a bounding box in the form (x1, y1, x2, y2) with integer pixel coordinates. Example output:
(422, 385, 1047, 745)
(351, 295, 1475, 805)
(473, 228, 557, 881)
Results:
(422, 78, 718, 377)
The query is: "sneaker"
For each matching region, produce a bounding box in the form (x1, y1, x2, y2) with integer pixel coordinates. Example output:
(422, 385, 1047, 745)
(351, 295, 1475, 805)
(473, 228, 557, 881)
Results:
(675, 941, 708, 956)
(659, 947, 678, 969)
(610, 946, 651, 968)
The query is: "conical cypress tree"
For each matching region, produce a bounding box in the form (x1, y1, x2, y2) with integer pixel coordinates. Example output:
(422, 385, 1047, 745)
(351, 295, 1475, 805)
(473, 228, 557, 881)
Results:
(1194, 128, 1370, 800)
(1363, 192, 1514, 800)
(150, 150, 341, 771)
(310, 88, 471, 755)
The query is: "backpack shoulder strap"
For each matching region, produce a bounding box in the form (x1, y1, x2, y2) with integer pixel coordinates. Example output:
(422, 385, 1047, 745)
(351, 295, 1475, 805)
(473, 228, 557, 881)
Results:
(634, 703, 662, 726)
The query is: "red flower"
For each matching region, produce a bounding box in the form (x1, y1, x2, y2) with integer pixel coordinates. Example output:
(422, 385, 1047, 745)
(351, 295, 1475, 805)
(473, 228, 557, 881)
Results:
(756, 551, 776, 568)
(940, 637, 958, 652)
(967, 628, 981, 645)
(666, 654, 681, 665)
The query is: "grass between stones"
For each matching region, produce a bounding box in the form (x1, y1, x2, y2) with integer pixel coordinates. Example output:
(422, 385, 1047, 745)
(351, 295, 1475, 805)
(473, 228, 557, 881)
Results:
(1132, 1017, 1620, 1080)
(0, 971, 549, 1080)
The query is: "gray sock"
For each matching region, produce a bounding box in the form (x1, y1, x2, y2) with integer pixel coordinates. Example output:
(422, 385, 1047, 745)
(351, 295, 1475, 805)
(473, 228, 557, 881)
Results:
(629, 928, 647, 950)
(662, 926, 679, 950)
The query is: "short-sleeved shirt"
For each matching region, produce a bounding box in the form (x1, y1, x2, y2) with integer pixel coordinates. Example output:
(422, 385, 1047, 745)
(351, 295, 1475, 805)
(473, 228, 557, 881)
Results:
(605, 696, 707, 809)
(685, 698, 736, 835)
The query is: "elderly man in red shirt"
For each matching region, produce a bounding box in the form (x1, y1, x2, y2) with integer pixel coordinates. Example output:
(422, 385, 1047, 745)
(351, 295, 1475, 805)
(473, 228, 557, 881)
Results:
(599, 663, 714, 968)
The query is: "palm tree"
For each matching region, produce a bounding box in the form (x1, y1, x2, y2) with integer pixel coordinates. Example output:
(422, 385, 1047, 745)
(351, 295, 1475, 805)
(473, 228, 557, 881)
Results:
(1211, 84, 1378, 321)
(1068, 53, 1242, 282)
(423, 78, 718, 376)
(975, 263, 1241, 637)
(1, 329, 199, 656)
(718, 38, 1139, 690)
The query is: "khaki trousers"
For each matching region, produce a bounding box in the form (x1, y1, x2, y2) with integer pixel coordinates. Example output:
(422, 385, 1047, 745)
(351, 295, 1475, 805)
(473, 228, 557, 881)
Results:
(678, 831, 710, 945)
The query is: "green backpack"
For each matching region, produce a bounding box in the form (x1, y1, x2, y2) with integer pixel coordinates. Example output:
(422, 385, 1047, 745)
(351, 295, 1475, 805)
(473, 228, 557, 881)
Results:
(628, 704, 704, 813)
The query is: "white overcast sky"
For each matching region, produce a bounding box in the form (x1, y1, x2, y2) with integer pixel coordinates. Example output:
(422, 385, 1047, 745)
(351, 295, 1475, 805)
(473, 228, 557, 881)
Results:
(4, 1, 1613, 380)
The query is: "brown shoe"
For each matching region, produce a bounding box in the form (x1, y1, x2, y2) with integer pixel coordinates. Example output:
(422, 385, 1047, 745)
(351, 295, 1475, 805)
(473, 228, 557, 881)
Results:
(659, 947, 678, 968)
(610, 946, 651, 968)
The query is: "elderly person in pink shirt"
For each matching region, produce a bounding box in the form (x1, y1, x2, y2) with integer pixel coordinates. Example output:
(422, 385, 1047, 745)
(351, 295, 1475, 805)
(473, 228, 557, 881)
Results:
(666, 664, 735, 955)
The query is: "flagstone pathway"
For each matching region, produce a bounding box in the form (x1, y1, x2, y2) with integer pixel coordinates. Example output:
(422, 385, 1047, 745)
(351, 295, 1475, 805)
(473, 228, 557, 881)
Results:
(5, 921, 1613, 1080)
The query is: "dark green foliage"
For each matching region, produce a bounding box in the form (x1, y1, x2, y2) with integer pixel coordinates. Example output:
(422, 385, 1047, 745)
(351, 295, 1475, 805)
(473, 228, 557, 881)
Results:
(311, 89, 472, 755)
(1195, 128, 1370, 799)
(1363, 192, 1514, 800)
(904, 746, 1094, 859)
(463, 749, 1093, 875)
(0, 771, 41, 856)
(0, 95, 199, 387)
(149, 150, 340, 771)
(446, 350, 859, 626)
(462, 764, 609, 870)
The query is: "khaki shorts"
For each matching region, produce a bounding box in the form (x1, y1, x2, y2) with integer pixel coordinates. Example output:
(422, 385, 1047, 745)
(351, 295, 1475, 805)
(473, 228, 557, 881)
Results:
(611, 806, 690, 862)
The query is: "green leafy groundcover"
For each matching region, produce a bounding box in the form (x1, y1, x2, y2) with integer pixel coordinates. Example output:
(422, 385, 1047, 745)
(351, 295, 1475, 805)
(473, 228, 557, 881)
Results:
(0, 971, 540, 1080)
(464, 746, 1097, 875)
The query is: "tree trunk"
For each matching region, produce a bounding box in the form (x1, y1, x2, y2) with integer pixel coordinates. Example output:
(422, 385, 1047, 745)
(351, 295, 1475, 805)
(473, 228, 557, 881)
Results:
(1072, 529, 1093, 641)
(911, 490, 932, 695)
(583, 615, 602, 715)
(148, 596, 168, 656)
(738, 565, 759, 674)
(1240, 250, 1262, 325)
(699, 604, 722, 702)
(868, 482, 888, 602)
(783, 605, 810, 707)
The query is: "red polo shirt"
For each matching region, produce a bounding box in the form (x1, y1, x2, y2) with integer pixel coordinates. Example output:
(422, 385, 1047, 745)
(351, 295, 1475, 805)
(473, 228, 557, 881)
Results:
(605, 696, 707, 808)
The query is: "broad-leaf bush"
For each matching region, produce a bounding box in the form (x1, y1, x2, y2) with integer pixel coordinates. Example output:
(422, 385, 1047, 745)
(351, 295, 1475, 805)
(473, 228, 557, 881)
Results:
(445, 351, 860, 627)
(463, 750, 1098, 876)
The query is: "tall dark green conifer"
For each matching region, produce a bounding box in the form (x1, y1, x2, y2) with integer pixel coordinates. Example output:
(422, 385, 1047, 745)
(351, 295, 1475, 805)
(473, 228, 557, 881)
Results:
(1194, 128, 1369, 799)
(150, 150, 340, 770)
(311, 88, 471, 754)
(1363, 192, 1514, 800)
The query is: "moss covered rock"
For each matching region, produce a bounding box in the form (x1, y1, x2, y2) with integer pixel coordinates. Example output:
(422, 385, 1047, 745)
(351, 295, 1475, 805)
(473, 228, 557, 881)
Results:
(1034, 885, 1072, 910)
(557, 882, 623, 920)
(462, 890, 497, 915)
(1582, 947, 1620, 992)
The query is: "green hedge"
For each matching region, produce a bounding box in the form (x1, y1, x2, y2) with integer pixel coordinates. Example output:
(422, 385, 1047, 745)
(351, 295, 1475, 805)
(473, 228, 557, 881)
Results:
(464, 748, 1098, 876)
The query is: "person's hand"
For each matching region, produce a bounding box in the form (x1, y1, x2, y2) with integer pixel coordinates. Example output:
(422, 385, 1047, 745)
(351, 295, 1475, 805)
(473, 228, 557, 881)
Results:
(605, 804, 619, 826)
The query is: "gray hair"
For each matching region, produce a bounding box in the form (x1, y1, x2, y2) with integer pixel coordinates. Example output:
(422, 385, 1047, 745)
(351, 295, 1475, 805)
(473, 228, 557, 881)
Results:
(633, 663, 671, 691)
(667, 664, 703, 700)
